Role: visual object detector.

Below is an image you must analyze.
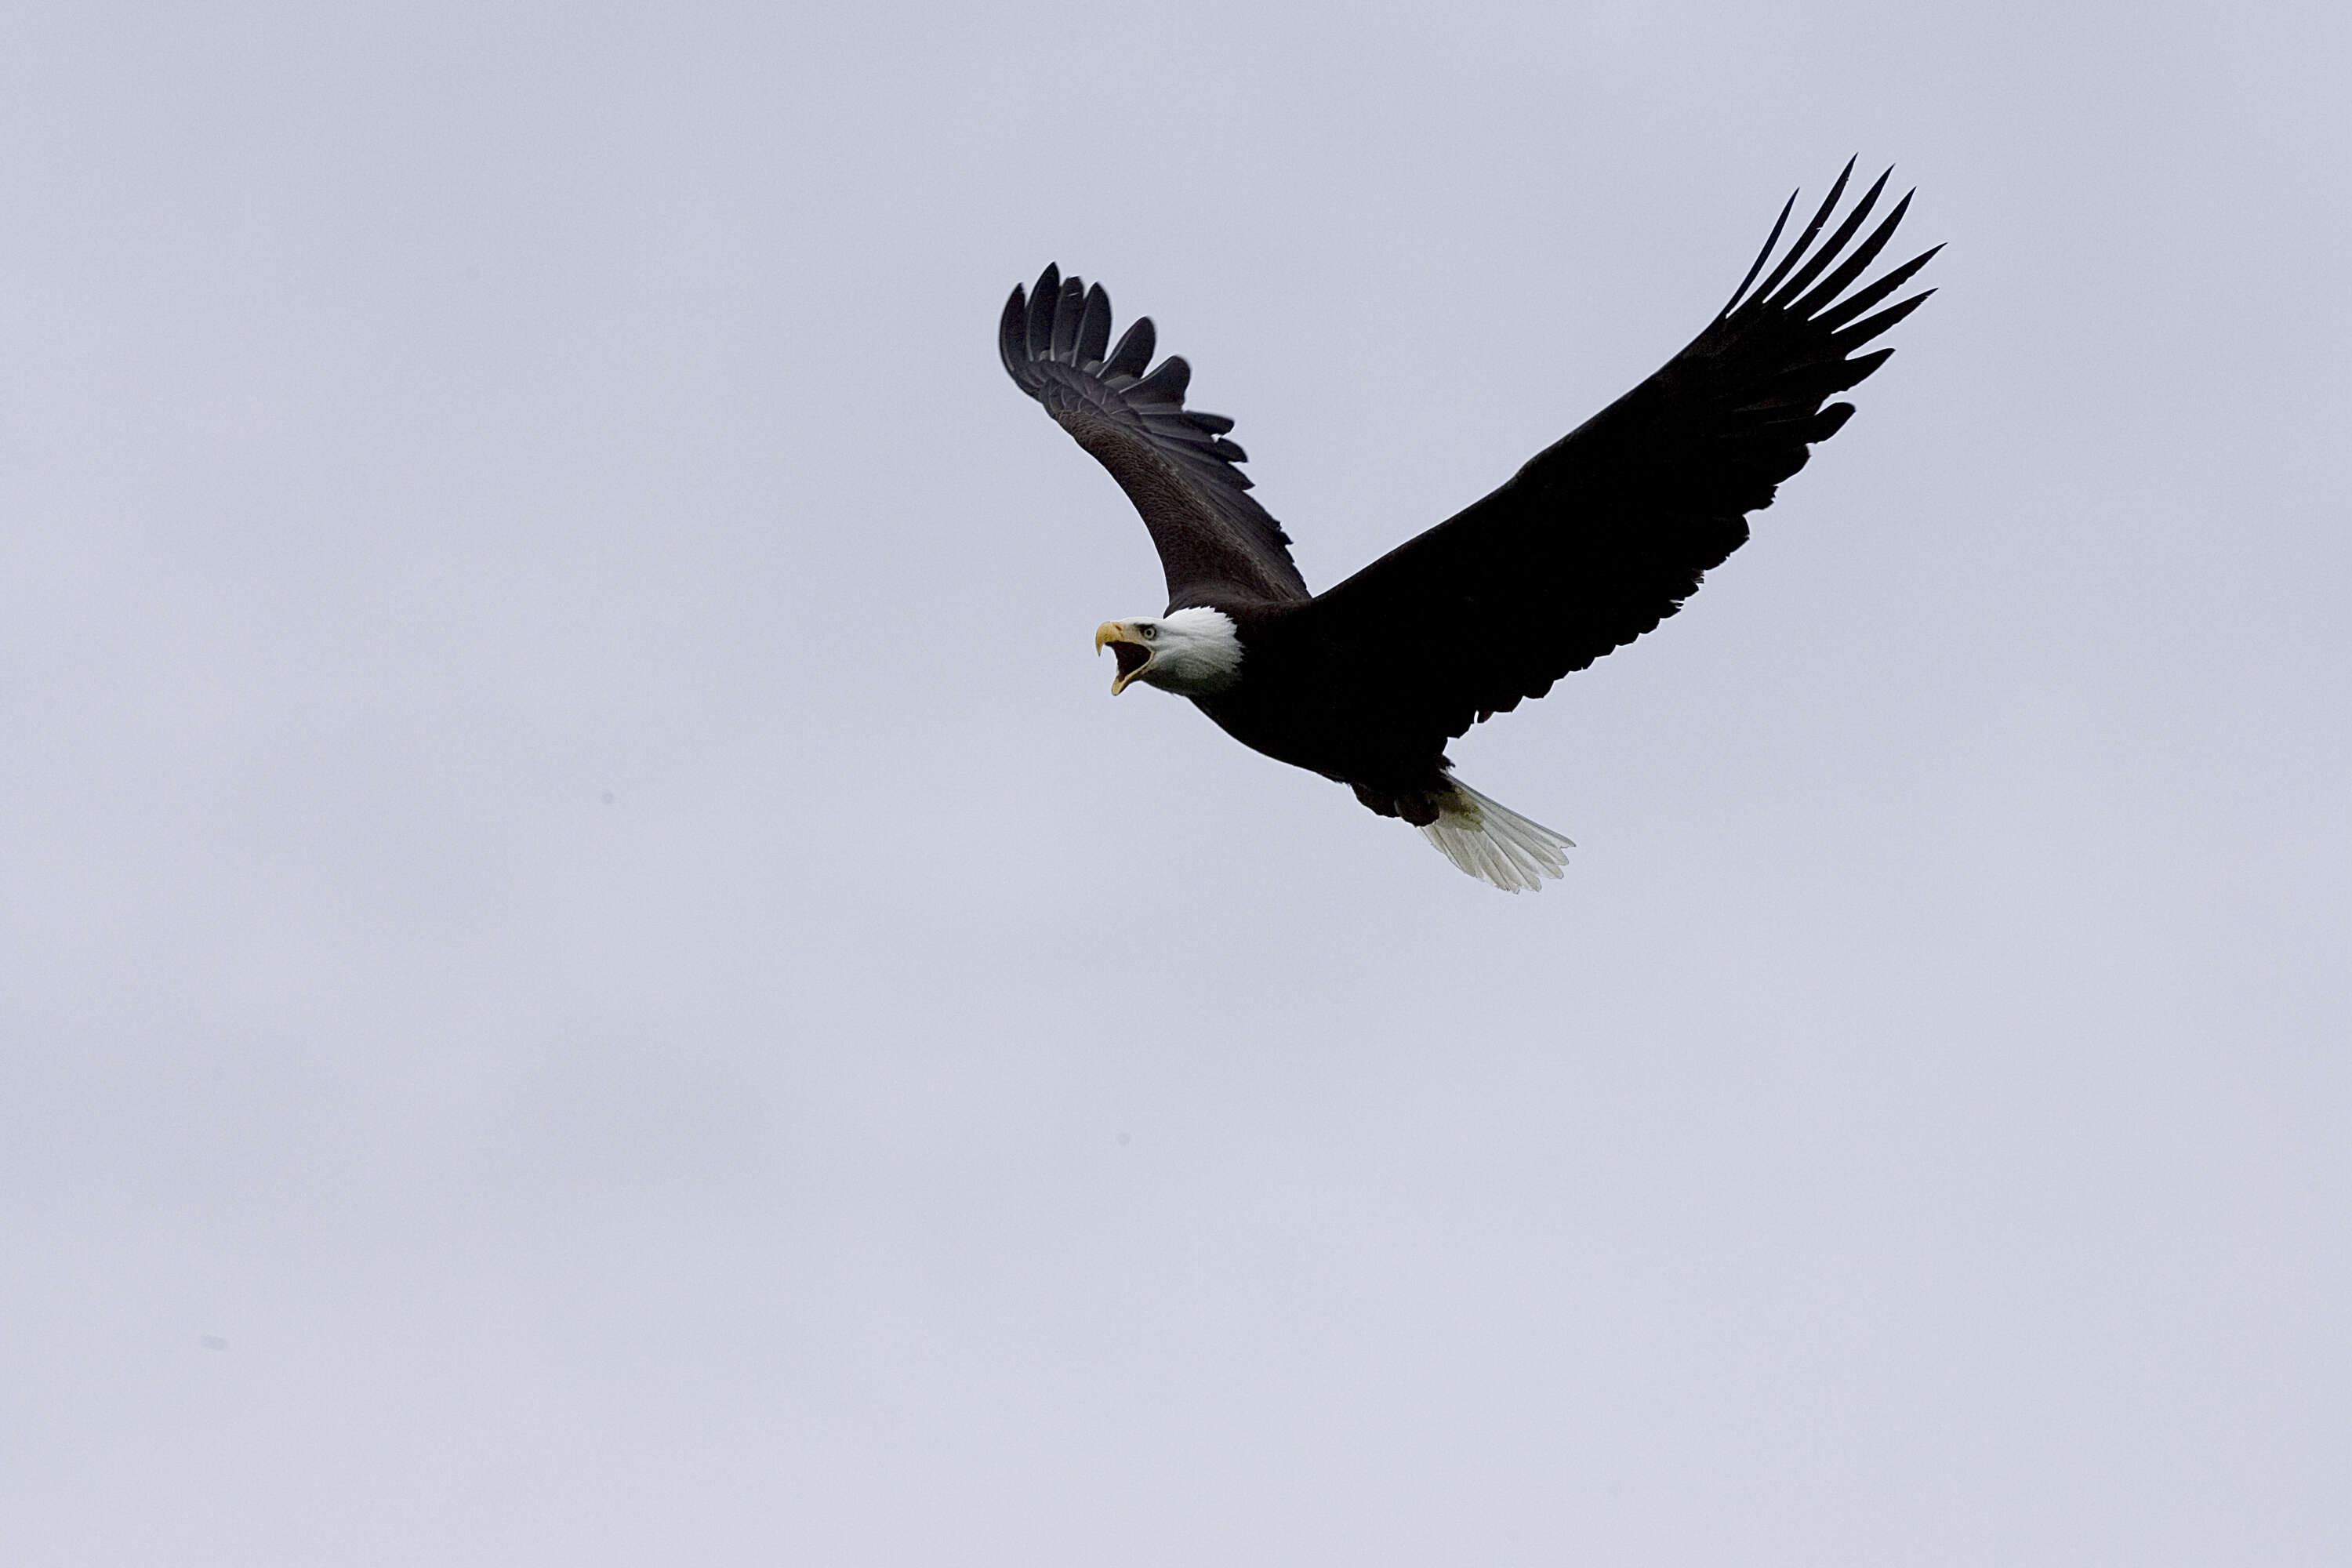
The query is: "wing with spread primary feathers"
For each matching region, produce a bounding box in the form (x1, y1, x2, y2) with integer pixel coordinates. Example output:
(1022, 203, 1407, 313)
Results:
(1298, 160, 1940, 749)
(1000, 266, 1310, 606)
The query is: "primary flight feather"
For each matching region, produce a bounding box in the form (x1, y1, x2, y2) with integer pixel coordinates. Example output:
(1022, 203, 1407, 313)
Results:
(1000, 161, 1938, 891)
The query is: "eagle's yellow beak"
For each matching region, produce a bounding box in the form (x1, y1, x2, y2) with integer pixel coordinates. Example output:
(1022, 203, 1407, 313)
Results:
(1095, 622, 1151, 695)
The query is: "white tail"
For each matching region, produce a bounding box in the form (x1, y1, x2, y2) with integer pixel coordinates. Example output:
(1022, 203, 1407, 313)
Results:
(1417, 775, 1573, 892)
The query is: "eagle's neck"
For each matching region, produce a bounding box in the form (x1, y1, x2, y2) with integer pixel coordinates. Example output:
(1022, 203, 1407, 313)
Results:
(1147, 606, 1245, 695)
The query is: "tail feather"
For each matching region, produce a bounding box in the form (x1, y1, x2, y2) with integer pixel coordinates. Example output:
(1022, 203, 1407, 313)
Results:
(1417, 775, 1573, 892)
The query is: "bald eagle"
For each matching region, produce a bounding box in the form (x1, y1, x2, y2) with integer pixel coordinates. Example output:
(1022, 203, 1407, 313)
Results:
(1000, 162, 1936, 891)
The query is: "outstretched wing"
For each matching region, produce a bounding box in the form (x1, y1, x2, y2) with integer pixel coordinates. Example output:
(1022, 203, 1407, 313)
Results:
(1000, 266, 1310, 607)
(1297, 161, 1939, 750)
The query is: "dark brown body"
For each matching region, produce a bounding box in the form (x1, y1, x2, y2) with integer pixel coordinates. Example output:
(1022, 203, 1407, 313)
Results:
(1188, 597, 1459, 826)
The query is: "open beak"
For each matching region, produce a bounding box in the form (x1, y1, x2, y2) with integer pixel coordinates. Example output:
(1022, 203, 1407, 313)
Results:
(1095, 622, 1152, 695)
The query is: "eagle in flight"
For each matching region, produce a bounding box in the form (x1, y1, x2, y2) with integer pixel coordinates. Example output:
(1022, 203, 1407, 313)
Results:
(1000, 162, 1936, 891)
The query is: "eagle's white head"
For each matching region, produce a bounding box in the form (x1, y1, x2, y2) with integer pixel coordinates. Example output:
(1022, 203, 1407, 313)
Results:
(1094, 606, 1244, 697)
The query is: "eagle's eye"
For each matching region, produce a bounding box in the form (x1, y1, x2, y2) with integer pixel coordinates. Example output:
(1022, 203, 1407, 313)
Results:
(1141, 624, 1158, 641)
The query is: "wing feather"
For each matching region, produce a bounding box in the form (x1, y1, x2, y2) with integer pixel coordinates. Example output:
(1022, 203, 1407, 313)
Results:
(1000, 266, 1309, 604)
(1297, 165, 1938, 750)
(1074, 284, 1112, 368)
(1103, 316, 1155, 379)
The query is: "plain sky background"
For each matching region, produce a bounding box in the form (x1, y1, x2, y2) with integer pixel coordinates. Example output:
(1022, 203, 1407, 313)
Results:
(2, 3, 2346, 1563)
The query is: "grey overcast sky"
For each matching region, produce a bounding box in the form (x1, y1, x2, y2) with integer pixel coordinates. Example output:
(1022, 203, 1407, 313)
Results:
(2, 2, 2345, 1563)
